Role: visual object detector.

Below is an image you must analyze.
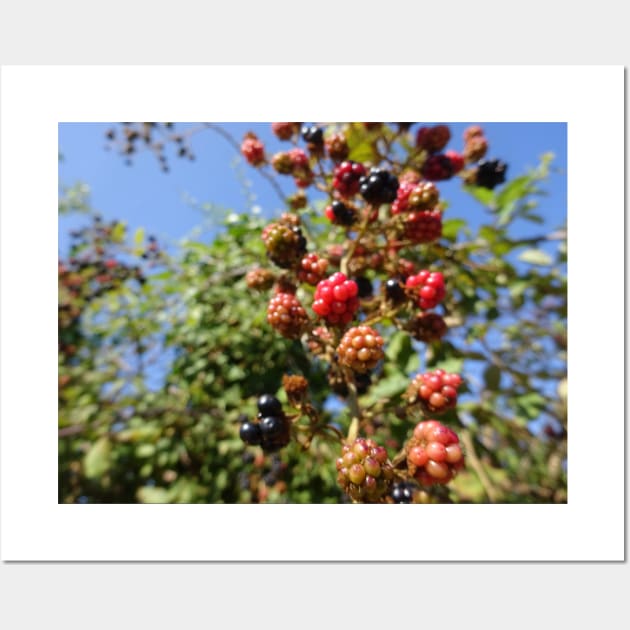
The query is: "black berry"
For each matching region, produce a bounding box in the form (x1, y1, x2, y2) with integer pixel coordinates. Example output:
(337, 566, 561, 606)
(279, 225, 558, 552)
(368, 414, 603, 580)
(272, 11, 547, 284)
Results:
(390, 481, 415, 503)
(301, 125, 324, 146)
(354, 276, 374, 298)
(257, 394, 283, 416)
(475, 159, 508, 189)
(359, 168, 399, 205)
(325, 200, 357, 226)
(259, 416, 286, 440)
(385, 278, 406, 303)
(240, 421, 262, 446)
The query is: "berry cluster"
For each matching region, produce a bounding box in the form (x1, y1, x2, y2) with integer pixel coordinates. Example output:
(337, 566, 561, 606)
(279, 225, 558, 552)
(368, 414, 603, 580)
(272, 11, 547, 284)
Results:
(406, 312, 448, 343)
(271, 122, 300, 141)
(406, 420, 464, 485)
(404, 209, 443, 244)
(332, 161, 367, 197)
(406, 369, 463, 414)
(261, 222, 307, 269)
(240, 394, 291, 453)
(358, 168, 399, 205)
(325, 200, 357, 226)
(416, 125, 451, 154)
(267, 291, 309, 339)
(297, 253, 329, 286)
(246, 267, 275, 291)
(241, 132, 265, 166)
(475, 159, 508, 190)
(336, 437, 394, 502)
(336, 325, 385, 373)
(405, 270, 446, 310)
(312, 272, 360, 325)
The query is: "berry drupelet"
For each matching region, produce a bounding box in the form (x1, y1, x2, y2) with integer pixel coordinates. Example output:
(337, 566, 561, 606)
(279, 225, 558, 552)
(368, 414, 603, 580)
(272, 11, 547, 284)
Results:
(358, 168, 399, 205)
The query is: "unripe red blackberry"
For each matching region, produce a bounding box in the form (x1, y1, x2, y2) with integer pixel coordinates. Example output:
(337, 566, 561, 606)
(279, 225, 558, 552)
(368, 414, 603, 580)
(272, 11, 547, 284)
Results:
(332, 161, 366, 197)
(325, 132, 349, 162)
(267, 292, 309, 339)
(416, 125, 451, 154)
(358, 168, 399, 205)
(271, 122, 300, 140)
(261, 222, 307, 269)
(407, 312, 448, 343)
(312, 272, 360, 325)
(241, 132, 265, 166)
(297, 253, 329, 286)
(288, 147, 309, 171)
(336, 437, 394, 502)
(337, 325, 384, 373)
(325, 200, 357, 226)
(405, 369, 463, 414)
(288, 191, 308, 210)
(390, 180, 415, 215)
(405, 270, 445, 310)
(405, 420, 464, 485)
(246, 267, 275, 291)
(475, 159, 508, 189)
(421, 154, 454, 181)
(445, 150, 465, 174)
(403, 209, 442, 244)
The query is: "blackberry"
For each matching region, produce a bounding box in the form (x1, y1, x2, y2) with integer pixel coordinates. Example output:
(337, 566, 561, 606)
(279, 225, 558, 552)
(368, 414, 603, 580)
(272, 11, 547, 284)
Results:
(406, 369, 463, 414)
(475, 159, 508, 189)
(301, 125, 324, 146)
(332, 161, 366, 197)
(416, 125, 451, 154)
(260, 415, 290, 452)
(325, 200, 357, 226)
(240, 421, 262, 446)
(390, 480, 416, 503)
(257, 394, 283, 417)
(312, 272, 360, 325)
(354, 276, 373, 298)
(325, 132, 349, 162)
(421, 154, 454, 181)
(385, 278, 406, 304)
(355, 371, 371, 395)
(337, 325, 385, 373)
(358, 168, 399, 205)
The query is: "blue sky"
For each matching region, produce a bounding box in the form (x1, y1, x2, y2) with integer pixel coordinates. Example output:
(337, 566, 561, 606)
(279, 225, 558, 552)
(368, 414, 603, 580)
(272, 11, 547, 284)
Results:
(58, 122, 567, 255)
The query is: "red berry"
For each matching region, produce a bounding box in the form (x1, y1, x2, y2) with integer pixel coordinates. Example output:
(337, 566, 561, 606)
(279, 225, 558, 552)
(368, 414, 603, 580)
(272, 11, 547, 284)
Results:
(416, 125, 451, 154)
(407, 312, 448, 343)
(271, 122, 300, 140)
(267, 292, 309, 339)
(325, 132, 350, 162)
(337, 325, 384, 373)
(406, 419, 464, 486)
(405, 369, 463, 414)
(405, 271, 445, 310)
(332, 161, 366, 197)
(313, 273, 360, 325)
(297, 253, 329, 286)
(445, 150, 465, 174)
(421, 154, 454, 181)
(241, 132, 265, 166)
(261, 222, 307, 269)
(403, 209, 442, 244)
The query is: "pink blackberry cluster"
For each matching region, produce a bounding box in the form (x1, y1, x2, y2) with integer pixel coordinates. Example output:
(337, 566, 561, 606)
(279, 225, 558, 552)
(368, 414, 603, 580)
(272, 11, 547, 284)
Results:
(312, 272, 360, 325)
(406, 368, 463, 414)
(405, 270, 446, 310)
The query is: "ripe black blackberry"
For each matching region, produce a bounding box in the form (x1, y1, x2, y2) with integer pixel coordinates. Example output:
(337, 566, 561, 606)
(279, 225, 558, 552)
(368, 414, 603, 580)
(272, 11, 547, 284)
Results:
(354, 276, 374, 298)
(325, 200, 357, 226)
(257, 394, 283, 416)
(301, 125, 324, 147)
(385, 278, 406, 304)
(475, 159, 508, 189)
(390, 480, 416, 503)
(358, 168, 399, 205)
(240, 421, 262, 446)
(259, 415, 290, 452)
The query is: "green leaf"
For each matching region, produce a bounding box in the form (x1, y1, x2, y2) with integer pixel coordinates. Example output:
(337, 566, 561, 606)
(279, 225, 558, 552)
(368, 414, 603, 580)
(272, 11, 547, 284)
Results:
(442, 218, 467, 241)
(83, 437, 112, 479)
(518, 249, 553, 266)
(111, 221, 126, 243)
(464, 185, 496, 208)
(364, 373, 409, 404)
(496, 175, 532, 209)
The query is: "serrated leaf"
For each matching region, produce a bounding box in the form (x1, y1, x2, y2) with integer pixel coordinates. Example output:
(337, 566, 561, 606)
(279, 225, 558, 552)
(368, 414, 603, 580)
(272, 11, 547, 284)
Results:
(518, 249, 553, 266)
(83, 437, 111, 479)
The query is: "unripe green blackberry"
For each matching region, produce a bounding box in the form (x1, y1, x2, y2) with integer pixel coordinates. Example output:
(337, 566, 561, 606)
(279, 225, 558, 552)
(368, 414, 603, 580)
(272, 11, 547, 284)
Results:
(336, 437, 394, 502)
(337, 325, 385, 373)
(261, 222, 307, 269)
(325, 132, 350, 162)
(408, 181, 440, 210)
